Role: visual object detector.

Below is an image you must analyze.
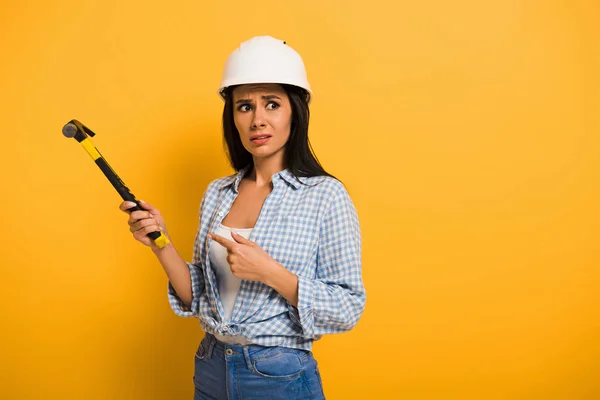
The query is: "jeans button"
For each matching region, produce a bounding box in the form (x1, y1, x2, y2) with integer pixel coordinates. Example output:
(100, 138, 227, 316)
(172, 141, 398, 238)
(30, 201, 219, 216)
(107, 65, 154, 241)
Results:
(225, 348, 234, 356)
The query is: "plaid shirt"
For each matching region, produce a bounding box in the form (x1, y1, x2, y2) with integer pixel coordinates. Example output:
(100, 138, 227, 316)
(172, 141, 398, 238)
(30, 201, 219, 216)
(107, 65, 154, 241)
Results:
(168, 166, 366, 350)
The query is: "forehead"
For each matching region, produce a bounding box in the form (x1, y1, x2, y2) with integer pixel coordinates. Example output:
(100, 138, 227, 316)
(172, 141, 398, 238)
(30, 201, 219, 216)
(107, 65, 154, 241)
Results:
(232, 83, 287, 99)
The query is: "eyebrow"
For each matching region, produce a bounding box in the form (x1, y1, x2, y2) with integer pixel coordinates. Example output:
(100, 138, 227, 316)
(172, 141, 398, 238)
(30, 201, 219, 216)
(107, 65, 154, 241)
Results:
(235, 95, 282, 104)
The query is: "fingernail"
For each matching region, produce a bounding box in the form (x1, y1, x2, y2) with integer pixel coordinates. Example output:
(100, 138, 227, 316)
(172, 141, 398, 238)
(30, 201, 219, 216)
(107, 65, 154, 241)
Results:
(126, 201, 136, 207)
(139, 199, 145, 203)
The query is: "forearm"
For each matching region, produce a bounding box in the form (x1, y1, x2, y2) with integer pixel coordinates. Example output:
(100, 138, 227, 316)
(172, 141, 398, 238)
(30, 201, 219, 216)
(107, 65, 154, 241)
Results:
(152, 242, 192, 308)
(262, 260, 299, 307)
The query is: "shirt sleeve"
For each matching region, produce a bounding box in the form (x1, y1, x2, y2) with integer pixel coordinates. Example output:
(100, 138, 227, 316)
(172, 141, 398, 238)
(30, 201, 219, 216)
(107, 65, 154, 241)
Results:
(288, 187, 366, 338)
(167, 192, 208, 318)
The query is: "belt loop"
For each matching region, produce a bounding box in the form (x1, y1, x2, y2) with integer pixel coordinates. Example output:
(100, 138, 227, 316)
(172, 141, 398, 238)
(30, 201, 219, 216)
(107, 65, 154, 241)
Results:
(242, 346, 253, 371)
(205, 333, 216, 359)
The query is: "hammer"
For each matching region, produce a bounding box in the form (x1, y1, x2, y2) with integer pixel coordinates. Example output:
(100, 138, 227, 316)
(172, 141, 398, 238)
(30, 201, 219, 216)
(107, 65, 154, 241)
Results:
(62, 119, 170, 249)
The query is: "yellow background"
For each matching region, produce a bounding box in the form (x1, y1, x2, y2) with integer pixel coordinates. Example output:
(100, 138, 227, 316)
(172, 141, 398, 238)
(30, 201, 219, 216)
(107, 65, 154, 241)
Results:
(1, 0, 598, 399)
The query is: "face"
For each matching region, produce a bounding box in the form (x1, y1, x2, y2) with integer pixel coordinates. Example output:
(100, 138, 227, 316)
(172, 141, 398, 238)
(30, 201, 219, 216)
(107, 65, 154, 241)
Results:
(232, 83, 292, 163)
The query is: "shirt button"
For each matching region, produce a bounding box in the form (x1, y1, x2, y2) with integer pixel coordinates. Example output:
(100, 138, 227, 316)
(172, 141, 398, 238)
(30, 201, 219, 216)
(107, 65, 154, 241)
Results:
(218, 211, 224, 217)
(225, 348, 234, 356)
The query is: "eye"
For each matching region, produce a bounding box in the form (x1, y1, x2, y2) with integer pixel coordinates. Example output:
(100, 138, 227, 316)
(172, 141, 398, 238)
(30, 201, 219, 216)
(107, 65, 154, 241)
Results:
(266, 101, 280, 110)
(237, 104, 252, 112)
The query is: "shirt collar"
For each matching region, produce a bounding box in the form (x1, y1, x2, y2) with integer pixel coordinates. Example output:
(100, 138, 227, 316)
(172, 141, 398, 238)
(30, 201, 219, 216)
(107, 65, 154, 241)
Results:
(218, 165, 303, 192)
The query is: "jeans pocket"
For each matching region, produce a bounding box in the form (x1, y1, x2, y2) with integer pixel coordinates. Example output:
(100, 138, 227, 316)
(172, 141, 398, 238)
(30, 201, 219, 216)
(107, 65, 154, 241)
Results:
(195, 337, 212, 361)
(251, 348, 304, 380)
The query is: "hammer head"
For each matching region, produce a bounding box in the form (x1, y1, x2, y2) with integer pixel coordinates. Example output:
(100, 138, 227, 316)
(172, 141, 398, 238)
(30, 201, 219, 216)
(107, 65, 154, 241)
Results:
(62, 123, 77, 138)
(62, 119, 96, 141)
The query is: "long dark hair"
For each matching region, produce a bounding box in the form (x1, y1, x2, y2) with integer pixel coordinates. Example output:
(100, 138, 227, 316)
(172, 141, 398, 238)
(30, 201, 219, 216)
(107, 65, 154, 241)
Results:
(221, 84, 338, 185)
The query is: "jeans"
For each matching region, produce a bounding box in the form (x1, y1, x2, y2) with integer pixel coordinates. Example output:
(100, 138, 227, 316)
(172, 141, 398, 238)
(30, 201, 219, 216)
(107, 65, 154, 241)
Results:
(193, 333, 326, 400)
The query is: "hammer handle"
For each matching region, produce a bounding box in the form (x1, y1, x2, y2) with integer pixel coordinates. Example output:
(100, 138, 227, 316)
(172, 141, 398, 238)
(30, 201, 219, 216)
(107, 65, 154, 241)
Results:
(79, 138, 170, 249)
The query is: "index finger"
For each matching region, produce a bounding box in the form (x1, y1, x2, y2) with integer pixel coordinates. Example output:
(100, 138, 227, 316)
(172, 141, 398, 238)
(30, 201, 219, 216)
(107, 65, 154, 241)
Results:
(209, 233, 236, 250)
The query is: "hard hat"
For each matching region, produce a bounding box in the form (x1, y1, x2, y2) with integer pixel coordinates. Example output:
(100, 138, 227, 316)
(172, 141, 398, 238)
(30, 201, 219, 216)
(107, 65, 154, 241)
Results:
(218, 36, 312, 103)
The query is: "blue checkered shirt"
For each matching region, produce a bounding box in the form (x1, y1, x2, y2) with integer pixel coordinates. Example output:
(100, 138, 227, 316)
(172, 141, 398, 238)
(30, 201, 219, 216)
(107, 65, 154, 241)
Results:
(167, 166, 366, 350)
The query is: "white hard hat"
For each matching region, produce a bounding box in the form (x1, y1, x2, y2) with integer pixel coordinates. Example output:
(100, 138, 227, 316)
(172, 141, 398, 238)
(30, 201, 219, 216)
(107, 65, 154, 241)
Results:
(218, 36, 312, 103)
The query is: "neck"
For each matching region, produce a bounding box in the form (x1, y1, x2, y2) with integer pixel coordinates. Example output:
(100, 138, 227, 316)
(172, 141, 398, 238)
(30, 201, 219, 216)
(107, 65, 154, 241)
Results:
(247, 153, 287, 188)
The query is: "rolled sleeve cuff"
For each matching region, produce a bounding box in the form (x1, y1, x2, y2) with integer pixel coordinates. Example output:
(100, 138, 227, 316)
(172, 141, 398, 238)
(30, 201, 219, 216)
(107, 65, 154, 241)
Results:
(287, 275, 316, 338)
(167, 262, 201, 318)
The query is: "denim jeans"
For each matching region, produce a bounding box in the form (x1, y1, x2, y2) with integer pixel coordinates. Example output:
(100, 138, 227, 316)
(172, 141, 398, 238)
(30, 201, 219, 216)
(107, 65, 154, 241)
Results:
(193, 333, 326, 400)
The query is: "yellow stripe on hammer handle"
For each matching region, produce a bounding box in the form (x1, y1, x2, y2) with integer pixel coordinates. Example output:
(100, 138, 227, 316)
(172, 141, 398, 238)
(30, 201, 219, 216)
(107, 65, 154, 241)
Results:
(80, 138, 101, 160)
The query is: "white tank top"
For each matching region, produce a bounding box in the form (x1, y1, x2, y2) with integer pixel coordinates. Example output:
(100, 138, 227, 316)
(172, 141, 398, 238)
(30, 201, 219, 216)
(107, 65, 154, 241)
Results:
(208, 223, 254, 345)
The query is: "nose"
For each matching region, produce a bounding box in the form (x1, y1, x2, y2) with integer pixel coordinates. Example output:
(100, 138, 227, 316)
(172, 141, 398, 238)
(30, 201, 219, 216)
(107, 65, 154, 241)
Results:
(251, 108, 266, 130)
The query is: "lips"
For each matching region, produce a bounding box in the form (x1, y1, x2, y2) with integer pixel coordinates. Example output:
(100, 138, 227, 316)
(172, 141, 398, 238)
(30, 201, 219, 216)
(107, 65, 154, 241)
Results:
(250, 134, 272, 145)
(250, 134, 272, 141)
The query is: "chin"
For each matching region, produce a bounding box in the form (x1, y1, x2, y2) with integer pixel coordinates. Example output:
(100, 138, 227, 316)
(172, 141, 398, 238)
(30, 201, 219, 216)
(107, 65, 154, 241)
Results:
(251, 151, 275, 159)
(248, 145, 283, 157)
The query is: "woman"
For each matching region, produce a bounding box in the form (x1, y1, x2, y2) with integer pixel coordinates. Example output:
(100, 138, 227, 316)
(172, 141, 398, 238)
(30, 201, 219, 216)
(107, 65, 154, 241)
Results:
(120, 36, 366, 400)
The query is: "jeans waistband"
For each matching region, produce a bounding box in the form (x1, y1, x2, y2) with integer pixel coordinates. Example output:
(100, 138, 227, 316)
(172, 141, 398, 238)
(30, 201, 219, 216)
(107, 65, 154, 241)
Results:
(205, 333, 266, 354)
(204, 333, 310, 356)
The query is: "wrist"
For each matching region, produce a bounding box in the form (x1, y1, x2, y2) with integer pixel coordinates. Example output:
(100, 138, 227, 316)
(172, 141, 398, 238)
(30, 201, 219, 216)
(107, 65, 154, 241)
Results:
(262, 259, 285, 287)
(152, 240, 175, 255)
(262, 259, 299, 307)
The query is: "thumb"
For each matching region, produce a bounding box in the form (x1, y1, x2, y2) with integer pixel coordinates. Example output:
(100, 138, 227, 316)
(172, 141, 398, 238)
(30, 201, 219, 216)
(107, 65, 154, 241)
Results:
(231, 231, 253, 245)
(138, 199, 159, 215)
